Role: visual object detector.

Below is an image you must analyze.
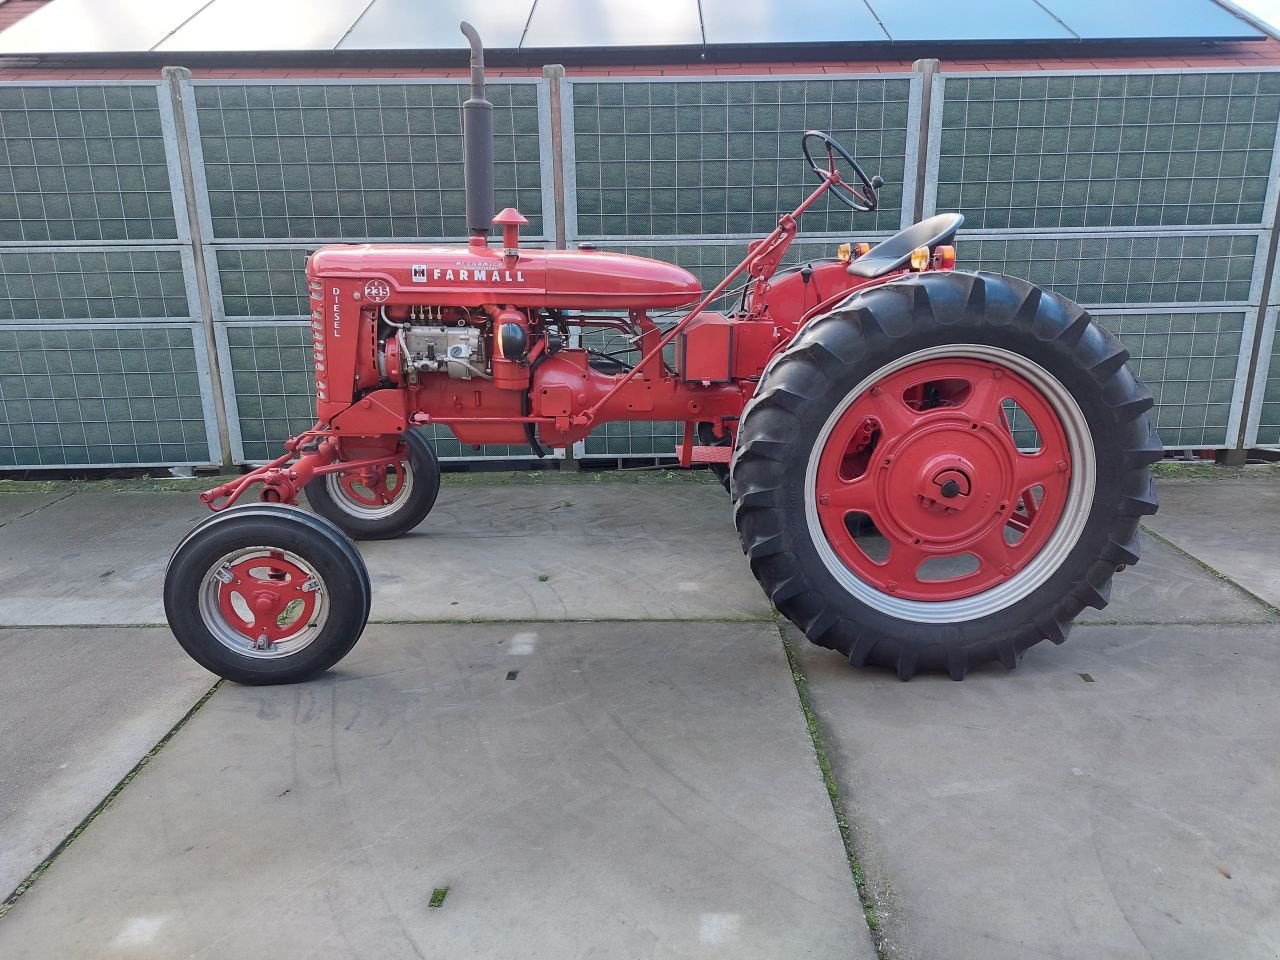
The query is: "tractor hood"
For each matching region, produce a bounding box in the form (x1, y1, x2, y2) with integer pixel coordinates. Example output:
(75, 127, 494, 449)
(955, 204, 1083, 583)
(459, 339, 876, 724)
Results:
(307, 244, 702, 311)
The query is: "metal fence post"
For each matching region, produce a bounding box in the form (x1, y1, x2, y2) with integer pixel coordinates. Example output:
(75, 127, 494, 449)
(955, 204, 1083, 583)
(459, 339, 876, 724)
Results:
(544, 62, 579, 470)
(909, 59, 940, 224)
(1225, 122, 1280, 463)
(161, 65, 233, 469)
(544, 64, 569, 251)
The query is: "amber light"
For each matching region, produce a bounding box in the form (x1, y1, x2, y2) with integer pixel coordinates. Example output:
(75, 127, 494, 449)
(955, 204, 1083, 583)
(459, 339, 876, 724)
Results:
(909, 246, 930, 270)
(935, 245, 956, 270)
(854, 242, 872, 257)
(837, 242, 852, 262)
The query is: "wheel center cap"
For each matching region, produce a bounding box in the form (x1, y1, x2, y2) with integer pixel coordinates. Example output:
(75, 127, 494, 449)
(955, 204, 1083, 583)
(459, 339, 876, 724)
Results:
(878, 427, 1010, 545)
(932, 467, 971, 500)
(917, 457, 976, 514)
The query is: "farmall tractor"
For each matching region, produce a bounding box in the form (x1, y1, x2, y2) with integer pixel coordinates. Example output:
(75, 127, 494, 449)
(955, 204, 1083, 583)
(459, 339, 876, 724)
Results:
(163, 24, 1161, 685)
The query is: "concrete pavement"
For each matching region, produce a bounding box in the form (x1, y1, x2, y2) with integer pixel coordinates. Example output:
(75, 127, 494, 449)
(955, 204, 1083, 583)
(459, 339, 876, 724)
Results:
(0, 469, 1277, 958)
(0, 627, 213, 896)
(1145, 475, 1280, 610)
(0, 481, 770, 626)
(0, 622, 871, 960)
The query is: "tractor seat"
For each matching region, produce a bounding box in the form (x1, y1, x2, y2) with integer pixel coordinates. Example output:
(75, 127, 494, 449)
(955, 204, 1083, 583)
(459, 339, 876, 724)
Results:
(846, 213, 965, 279)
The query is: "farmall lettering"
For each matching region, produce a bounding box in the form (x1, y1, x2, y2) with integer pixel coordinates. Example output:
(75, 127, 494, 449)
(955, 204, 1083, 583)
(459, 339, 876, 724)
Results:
(166, 19, 1159, 690)
(433, 265, 525, 283)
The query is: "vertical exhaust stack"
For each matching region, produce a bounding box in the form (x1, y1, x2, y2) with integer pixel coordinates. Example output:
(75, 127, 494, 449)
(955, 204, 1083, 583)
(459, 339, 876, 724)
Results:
(460, 22, 494, 247)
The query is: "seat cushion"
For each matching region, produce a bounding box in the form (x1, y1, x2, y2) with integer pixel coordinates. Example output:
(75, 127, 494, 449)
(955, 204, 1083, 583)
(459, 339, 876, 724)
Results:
(846, 213, 965, 279)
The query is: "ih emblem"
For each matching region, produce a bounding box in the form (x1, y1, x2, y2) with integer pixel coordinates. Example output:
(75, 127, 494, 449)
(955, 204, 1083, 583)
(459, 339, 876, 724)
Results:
(363, 279, 391, 303)
(412, 264, 427, 282)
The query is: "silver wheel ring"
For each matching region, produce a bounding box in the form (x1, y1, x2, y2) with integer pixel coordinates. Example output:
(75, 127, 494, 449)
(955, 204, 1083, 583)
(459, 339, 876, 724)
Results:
(323, 457, 414, 521)
(197, 546, 331, 659)
(803, 344, 1097, 623)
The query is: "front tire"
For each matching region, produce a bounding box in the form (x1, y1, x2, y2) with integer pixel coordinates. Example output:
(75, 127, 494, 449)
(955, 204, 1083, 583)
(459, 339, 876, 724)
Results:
(733, 271, 1161, 680)
(164, 504, 371, 685)
(305, 429, 440, 540)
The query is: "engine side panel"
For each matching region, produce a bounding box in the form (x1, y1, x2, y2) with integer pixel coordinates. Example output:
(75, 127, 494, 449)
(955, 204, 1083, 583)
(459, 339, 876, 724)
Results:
(308, 244, 702, 311)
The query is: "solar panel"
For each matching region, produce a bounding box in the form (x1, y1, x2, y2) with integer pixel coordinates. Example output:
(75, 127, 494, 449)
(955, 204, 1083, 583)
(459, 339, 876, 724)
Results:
(1039, 0, 1263, 40)
(700, 0, 887, 44)
(0, 0, 1264, 53)
(0, 0, 207, 54)
(522, 0, 703, 48)
(338, 0, 534, 50)
(155, 0, 372, 51)
(867, 0, 1072, 42)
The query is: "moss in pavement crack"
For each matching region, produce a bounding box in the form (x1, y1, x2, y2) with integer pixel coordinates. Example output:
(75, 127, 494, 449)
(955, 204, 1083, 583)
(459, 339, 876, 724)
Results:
(775, 616, 886, 956)
(0, 679, 224, 918)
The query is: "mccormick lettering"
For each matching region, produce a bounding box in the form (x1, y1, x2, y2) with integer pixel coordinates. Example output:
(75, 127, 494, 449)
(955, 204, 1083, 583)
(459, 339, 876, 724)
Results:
(432, 268, 526, 283)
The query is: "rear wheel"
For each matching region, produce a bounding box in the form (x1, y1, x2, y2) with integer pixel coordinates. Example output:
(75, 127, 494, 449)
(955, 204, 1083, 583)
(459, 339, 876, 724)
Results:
(732, 271, 1161, 679)
(164, 505, 371, 685)
(305, 429, 440, 540)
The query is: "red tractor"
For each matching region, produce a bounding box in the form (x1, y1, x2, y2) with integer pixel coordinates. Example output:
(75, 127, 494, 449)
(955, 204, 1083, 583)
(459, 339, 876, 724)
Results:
(163, 24, 1160, 685)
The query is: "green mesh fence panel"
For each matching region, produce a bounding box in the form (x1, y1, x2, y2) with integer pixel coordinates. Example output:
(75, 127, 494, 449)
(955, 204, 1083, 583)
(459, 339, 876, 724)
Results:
(195, 82, 544, 241)
(222, 323, 532, 462)
(1096, 311, 1245, 447)
(0, 249, 189, 321)
(0, 325, 210, 466)
(572, 78, 911, 237)
(936, 72, 1280, 229)
(0, 85, 178, 242)
(1257, 321, 1280, 446)
(957, 233, 1258, 306)
(215, 247, 310, 317)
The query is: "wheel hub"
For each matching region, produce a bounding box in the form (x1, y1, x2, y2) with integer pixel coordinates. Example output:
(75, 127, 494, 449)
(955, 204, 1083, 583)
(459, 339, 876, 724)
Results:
(214, 551, 320, 648)
(811, 356, 1076, 602)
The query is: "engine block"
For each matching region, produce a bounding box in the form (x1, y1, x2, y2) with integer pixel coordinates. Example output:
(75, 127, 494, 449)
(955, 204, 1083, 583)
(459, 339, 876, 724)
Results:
(400, 324, 484, 380)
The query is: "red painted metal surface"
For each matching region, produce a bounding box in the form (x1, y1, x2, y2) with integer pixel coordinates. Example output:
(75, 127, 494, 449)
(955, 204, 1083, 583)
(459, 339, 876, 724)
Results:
(201, 145, 961, 512)
(812, 358, 1072, 601)
(216, 552, 318, 644)
(307, 244, 703, 310)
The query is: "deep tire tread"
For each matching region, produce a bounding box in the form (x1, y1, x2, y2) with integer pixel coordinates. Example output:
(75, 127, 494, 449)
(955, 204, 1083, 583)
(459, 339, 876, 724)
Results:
(731, 270, 1160, 679)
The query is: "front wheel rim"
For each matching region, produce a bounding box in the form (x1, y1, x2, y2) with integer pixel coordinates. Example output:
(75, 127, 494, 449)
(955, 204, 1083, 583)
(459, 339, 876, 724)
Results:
(197, 546, 331, 658)
(804, 344, 1096, 623)
(324, 454, 414, 521)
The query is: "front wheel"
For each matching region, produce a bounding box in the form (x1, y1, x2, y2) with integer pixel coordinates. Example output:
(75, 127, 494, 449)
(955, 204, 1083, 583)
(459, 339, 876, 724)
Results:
(164, 504, 371, 684)
(732, 271, 1162, 680)
(305, 429, 440, 540)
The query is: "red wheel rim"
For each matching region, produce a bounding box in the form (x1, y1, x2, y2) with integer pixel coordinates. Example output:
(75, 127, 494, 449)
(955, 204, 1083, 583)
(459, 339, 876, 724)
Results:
(336, 462, 405, 509)
(813, 357, 1073, 602)
(216, 551, 319, 644)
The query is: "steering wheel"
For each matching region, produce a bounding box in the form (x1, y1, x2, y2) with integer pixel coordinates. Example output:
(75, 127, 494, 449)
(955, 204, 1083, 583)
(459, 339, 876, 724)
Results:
(802, 130, 881, 212)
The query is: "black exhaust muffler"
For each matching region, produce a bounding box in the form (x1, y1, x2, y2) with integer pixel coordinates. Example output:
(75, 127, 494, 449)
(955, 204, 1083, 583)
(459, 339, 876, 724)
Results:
(460, 21, 494, 244)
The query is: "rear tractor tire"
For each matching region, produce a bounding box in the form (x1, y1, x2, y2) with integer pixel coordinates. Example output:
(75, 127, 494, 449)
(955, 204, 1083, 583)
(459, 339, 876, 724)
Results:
(305, 429, 440, 540)
(164, 504, 371, 685)
(732, 271, 1161, 680)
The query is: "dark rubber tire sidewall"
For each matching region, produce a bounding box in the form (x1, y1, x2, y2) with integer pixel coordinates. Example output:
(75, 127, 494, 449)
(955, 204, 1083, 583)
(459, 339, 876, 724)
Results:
(732, 271, 1160, 678)
(306, 429, 441, 540)
(164, 507, 372, 685)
